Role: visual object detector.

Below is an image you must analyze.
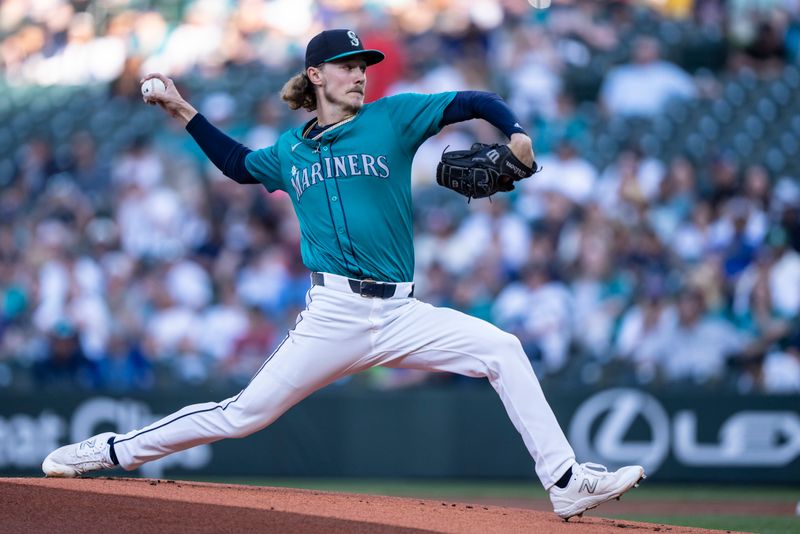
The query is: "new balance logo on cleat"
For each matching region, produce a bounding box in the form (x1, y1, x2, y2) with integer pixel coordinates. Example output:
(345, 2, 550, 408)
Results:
(579, 478, 598, 494)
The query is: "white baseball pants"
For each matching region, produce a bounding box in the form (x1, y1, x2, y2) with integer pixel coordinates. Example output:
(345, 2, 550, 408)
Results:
(113, 272, 576, 488)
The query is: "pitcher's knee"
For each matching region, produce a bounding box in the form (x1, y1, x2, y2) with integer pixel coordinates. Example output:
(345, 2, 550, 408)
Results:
(222, 402, 275, 438)
(493, 332, 536, 373)
(472, 332, 527, 377)
(495, 331, 525, 358)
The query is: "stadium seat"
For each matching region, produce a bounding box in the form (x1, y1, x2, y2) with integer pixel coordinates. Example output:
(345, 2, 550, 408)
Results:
(765, 148, 787, 173)
(723, 82, 746, 106)
(711, 99, 733, 123)
(769, 81, 791, 106)
(783, 64, 800, 89)
(755, 98, 778, 122)
(780, 133, 799, 156)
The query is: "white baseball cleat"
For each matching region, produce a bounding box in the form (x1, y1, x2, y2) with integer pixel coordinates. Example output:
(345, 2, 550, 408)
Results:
(549, 462, 645, 520)
(42, 432, 117, 478)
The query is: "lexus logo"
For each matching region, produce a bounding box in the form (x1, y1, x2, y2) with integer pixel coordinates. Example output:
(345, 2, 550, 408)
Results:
(569, 388, 670, 475)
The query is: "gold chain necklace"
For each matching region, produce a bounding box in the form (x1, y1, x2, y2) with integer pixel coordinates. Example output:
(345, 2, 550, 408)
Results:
(304, 114, 357, 140)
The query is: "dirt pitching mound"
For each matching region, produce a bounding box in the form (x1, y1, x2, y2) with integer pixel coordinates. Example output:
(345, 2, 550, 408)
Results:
(2, 477, 724, 533)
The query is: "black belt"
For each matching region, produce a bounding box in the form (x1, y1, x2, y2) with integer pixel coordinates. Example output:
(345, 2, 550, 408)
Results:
(311, 272, 413, 299)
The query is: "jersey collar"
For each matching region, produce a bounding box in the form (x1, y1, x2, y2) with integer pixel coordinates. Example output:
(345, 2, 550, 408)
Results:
(293, 104, 369, 145)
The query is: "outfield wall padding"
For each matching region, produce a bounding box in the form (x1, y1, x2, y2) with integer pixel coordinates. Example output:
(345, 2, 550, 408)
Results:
(1, 385, 797, 482)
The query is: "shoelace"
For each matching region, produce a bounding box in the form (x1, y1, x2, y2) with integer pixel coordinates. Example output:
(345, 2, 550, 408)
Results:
(579, 462, 610, 476)
(76, 438, 107, 458)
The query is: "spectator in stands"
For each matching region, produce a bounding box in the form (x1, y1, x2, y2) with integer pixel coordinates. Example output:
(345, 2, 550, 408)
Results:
(143, 280, 199, 361)
(221, 305, 276, 385)
(532, 93, 589, 155)
(451, 260, 505, 323)
(110, 56, 147, 100)
(416, 262, 456, 309)
(777, 194, 800, 254)
(33, 322, 97, 390)
(165, 258, 213, 311)
(648, 156, 697, 246)
(65, 131, 111, 208)
(614, 277, 676, 384)
(548, 0, 619, 56)
(95, 331, 153, 392)
(709, 197, 762, 281)
(704, 153, 740, 215)
(111, 135, 164, 191)
(521, 138, 598, 216)
(493, 262, 572, 375)
(648, 286, 751, 386)
(761, 330, 800, 393)
(569, 216, 632, 361)
(732, 19, 788, 76)
(449, 196, 532, 274)
(15, 137, 60, 195)
(197, 281, 249, 363)
(733, 245, 793, 346)
(671, 200, 714, 263)
(236, 249, 291, 315)
(600, 36, 697, 117)
(594, 147, 666, 223)
(505, 25, 563, 121)
(742, 164, 772, 213)
(244, 97, 283, 150)
(619, 224, 671, 281)
(361, 20, 407, 102)
(170, 337, 208, 385)
(414, 208, 473, 279)
(760, 226, 800, 320)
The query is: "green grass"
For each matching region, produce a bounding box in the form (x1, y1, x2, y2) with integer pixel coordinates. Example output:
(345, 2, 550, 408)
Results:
(610, 515, 798, 534)
(186, 477, 548, 499)
(610, 485, 798, 502)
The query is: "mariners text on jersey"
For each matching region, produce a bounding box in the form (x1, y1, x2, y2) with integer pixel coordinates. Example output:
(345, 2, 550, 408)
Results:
(291, 153, 390, 200)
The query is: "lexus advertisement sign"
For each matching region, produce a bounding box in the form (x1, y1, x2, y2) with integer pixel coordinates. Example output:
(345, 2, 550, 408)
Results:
(1, 387, 798, 481)
(568, 388, 800, 480)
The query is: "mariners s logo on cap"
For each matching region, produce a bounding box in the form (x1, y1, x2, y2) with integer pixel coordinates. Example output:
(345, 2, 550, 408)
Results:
(347, 30, 360, 47)
(305, 29, 385, 69)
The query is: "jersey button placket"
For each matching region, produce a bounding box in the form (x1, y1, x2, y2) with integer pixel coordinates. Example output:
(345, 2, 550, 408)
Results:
(321, 144, 357, 269)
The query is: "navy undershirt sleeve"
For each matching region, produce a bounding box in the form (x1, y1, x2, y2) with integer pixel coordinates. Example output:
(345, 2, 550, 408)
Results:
(185, 113, 259, 184)
(440, 91, 527, 138)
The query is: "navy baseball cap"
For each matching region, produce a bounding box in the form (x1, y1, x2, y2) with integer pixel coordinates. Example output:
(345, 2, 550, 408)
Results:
(305, 29, 385, 69)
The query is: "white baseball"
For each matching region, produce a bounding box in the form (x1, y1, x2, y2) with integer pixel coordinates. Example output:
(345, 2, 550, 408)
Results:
(141, 78, 167, 97)
(529, 0, 551, 8)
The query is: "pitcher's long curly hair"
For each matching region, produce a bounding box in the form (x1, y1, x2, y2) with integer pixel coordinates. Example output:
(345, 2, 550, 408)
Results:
(281, 71, 317, 112)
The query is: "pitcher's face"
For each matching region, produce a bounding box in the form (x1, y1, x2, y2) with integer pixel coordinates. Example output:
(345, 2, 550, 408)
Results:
(311, 59, 367, 116)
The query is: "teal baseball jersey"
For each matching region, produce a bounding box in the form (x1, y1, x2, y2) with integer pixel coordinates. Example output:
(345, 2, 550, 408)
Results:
(245, 92, 457, 283)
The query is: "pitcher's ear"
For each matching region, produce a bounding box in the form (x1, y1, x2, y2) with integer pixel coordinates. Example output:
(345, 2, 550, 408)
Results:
(307, 65, 323, 86)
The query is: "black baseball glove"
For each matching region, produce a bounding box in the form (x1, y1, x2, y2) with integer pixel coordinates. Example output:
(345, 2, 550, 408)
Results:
(436, 143, 538, 200)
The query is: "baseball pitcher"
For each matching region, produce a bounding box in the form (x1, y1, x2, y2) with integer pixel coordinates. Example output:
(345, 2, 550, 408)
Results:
(43, 29, 644, 520)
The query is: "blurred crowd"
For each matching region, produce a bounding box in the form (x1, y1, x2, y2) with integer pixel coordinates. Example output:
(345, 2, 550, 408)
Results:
(1, 0, 799, 394)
